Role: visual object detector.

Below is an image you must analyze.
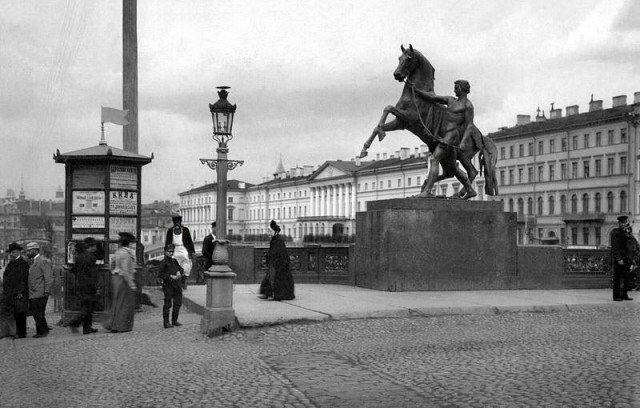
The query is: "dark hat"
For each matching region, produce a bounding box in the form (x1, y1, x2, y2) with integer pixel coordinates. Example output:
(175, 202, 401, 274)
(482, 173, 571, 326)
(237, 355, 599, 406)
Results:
(269, 220, 281, 233)
(165, 244, 175, 251)
(118, 232, 137, 242)
(7, 242, 23, 252)
(83, 237, 97, 246)
(617, 215, 629, 223)
(171, 213, 182, 220)
(211, 221, 216, 228)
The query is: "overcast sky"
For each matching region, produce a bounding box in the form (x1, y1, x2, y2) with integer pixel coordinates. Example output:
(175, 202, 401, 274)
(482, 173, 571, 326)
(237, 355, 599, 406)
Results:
(1, 0, 639, 203)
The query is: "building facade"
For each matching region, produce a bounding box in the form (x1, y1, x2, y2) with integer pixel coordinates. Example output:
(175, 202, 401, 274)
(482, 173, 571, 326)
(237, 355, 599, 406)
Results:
(489, 92, 640, 246)
(178, 147, 488, 245)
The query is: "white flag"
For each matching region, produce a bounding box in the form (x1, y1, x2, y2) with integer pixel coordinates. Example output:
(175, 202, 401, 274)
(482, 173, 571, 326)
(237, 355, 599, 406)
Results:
(101, 106, 129, 126)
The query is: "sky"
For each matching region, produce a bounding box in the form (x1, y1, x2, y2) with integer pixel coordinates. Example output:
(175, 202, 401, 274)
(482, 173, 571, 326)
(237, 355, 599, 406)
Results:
(1, 0, 639, 203)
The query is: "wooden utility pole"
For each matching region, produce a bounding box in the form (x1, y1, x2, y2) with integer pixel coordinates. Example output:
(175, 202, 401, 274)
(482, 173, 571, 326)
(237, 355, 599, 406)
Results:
(123, 0, 138, 153)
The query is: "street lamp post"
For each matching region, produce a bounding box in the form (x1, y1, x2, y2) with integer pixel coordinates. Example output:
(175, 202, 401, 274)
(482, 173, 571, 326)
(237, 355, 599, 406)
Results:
(198, 86, 244, 336)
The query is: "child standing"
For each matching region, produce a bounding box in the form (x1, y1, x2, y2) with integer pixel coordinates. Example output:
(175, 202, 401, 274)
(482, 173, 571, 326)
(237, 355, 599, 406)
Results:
(157, 244, 184, 328)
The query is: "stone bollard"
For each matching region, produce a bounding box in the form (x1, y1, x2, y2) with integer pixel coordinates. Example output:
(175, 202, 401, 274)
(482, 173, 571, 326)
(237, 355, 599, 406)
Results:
(200, 241, 238, 337)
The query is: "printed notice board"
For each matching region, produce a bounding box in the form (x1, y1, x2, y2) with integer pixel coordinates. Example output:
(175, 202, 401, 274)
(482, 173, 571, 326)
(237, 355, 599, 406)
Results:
(72, 216, 105, 229)
(72, 191, 105, 214)
(109, 217, 137, 240)
(109, 190, 137, 215)
(110, 165, 138, 189)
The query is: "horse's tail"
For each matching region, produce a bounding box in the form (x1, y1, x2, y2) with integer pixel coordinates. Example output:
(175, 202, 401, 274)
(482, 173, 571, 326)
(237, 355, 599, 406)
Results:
(479, 136, 499, 196)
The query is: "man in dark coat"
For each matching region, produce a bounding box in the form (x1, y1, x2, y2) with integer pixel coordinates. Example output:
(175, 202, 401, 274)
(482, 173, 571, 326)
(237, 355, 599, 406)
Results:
(201, 221, 217, 272)
(610, 215, 639, 301)
(68, 238, 102, 334)
(2, 242, 30, 338)
(157, 244, 185, 328)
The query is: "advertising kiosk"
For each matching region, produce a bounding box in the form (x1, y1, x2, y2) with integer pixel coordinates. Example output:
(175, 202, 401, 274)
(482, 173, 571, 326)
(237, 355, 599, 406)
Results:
(54, 141, 152, 322)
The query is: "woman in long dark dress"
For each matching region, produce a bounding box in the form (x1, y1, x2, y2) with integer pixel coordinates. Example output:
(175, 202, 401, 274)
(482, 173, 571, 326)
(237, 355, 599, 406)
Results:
(259, 220, 295, 301)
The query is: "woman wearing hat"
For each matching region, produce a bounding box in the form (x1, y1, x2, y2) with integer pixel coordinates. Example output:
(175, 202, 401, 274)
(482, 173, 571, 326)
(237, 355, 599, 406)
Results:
(165, 214, 195, 289)
(104, 232, 138, 333)
(259, 220, 295, 301)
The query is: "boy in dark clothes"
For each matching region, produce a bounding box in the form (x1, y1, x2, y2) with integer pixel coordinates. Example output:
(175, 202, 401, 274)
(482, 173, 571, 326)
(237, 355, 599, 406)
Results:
(157, 244, 184, 328)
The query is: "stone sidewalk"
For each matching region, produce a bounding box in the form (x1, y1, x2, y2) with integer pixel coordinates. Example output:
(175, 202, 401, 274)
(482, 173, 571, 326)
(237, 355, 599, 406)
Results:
(182, 284, 639, 328)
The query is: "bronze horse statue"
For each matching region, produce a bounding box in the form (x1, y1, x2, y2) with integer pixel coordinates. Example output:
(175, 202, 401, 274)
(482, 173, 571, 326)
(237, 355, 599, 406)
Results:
(360, 45, 498, 198)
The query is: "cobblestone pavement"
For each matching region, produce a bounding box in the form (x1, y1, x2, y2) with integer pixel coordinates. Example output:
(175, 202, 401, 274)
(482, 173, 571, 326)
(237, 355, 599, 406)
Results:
(1, 289, 639, 408)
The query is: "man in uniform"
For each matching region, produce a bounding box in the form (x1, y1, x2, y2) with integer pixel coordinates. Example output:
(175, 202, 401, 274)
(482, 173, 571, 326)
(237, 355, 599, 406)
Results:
(609, 215, 639, 301)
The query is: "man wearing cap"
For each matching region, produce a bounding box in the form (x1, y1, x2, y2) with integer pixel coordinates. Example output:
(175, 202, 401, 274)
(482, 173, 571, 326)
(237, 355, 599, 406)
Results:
(2, 242, 30, 338)
(201, 221, 217, 273)
(165, 214, 195, 289)
(157, 244, 184, 328)
(610, 215, 639, 301)
(26, 242, 53, 338)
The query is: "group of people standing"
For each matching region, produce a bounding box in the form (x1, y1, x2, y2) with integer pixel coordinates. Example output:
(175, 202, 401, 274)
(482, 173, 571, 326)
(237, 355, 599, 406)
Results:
(1, 215, 296, 339)
(1, 242, 53, 339)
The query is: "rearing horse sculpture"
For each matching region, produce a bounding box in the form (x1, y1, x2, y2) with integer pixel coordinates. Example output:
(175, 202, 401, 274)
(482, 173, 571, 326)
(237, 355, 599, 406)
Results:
(360, 44, 498, 198)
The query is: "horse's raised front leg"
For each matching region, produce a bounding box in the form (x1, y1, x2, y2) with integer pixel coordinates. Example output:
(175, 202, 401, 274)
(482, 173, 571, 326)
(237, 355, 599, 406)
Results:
(360, 111, 404, 158)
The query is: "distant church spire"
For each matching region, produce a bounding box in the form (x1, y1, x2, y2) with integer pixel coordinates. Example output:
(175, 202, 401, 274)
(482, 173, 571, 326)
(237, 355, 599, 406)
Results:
(274, 155, 285, 176)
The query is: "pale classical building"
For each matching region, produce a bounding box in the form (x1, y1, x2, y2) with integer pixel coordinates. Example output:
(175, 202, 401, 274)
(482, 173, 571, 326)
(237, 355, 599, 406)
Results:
(179, 147, 488, 244)
(489, 92, 640, 246)
(178, 180, 253, 244)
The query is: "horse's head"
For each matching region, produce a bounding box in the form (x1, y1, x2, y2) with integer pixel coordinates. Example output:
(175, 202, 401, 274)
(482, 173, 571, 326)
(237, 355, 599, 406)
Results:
(394, 44, 419, 82)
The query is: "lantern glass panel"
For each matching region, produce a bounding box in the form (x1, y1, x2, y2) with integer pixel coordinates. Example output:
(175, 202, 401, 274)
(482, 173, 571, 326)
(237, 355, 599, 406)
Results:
(212, 111, 234, 134)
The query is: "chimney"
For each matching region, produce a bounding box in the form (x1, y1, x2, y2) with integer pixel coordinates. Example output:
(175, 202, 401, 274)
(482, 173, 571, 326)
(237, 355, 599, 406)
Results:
(612, 95, 627, 107)
(303, 165, 314, 176)
(382, 152, 388, 159)
(355, 156, 361, 166)
(414, 147, 419, 157)
(376, 153, 380, 160)
(566, 105, 579, 116)
(634, 92, 640, 104)
(395, 150, 401, 158)
(588, 94, 603, 112)
(535, 110, 547, 122)
(516, 115, 531, 125)
(549, 109, 562, 119)
(400, 148, 410, 160)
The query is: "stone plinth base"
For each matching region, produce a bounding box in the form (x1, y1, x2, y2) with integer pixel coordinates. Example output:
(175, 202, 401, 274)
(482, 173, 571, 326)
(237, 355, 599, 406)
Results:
(355, 198, 517, 291)
(200, 307, 238, 337)
(200, 268, 238, 337)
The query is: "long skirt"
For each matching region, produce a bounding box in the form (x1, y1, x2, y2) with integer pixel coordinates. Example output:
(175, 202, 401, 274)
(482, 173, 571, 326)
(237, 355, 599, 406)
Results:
(259, 266, 295, 301)
(103, 275, 136, 333)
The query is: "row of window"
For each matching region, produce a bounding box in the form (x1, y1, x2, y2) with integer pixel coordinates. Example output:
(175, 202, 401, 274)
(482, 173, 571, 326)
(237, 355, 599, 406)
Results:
(249, 206, 310, 220)
(247, 224, 351, 238)
(358, 176, 423, 191)
(249, 190, 310, 202)
(182, 196, 234, 206)
(499, 155, 627, 185)
(503, 191, 628, 215)
(517, 226, 605, 247)
(500, 127, 627, 160)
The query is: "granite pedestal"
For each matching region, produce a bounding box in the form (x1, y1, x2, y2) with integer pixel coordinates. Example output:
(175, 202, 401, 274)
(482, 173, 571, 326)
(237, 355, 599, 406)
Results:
(200, 266, 238, 337)
(355, 198, 517, 291)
